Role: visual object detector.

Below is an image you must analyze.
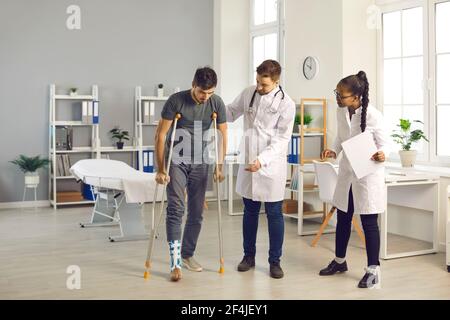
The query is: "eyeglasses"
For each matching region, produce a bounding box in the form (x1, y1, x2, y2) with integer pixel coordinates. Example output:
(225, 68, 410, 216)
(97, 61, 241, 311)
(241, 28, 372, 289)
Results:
(334, 89, 353, 100)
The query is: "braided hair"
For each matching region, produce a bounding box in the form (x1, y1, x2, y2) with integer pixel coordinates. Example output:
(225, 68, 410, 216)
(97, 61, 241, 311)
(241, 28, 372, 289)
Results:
(339, 71, 370, 132)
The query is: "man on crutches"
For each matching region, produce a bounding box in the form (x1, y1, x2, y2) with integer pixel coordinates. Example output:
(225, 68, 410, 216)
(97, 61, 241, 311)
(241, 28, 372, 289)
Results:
(154, 67, 227, 282)
(226, 60, 295, 279)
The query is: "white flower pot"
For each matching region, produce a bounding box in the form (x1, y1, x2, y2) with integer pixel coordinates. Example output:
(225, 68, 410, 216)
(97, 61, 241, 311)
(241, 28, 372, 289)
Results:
(157, 88, 164, 98)
(298, 125, 308, 132)
(25, 172, 39, 187)
(399, 150, 417, 167)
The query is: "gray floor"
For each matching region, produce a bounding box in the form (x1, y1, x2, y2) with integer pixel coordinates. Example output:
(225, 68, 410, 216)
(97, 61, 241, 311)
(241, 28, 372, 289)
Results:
(0, 202, 449, 300)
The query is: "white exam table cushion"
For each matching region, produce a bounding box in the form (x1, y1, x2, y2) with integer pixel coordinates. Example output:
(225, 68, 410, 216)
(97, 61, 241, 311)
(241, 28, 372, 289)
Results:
(70, 159, 158, 203)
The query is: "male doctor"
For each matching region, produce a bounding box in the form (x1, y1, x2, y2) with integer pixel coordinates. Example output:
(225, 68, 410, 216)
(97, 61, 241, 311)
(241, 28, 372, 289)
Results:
(226, 60, 295, 279)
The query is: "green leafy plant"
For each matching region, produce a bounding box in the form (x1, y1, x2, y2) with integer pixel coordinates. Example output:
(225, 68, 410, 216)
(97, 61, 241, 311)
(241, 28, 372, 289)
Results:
(294, 114, 301, 126)
(109, 127, 130, 143)
(10, 155, 50, 173)
(304, 113, 313, 126)
(294, 113, 313, 126)
(391, 119, 429, 151)
(69, 88, 77, 94)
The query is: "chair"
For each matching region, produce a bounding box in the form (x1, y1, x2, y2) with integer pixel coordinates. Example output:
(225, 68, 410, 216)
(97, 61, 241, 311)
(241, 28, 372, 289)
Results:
(311, 161, 365, 248)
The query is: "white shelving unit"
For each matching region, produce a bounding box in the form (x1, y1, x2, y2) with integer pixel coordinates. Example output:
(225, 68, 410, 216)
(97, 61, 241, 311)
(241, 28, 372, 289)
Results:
(48, 84, 100, 209)
(134, 86, 169, 172)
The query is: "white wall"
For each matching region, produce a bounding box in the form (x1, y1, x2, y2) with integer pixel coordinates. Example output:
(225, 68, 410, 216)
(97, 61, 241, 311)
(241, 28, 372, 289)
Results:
(213, 0, 249, 155)
(343, 0, 378, 107)
(284, 0, 343, 152)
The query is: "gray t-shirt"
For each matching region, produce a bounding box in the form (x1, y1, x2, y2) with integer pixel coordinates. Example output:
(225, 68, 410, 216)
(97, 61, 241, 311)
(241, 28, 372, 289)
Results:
(161, 90, 226, 164)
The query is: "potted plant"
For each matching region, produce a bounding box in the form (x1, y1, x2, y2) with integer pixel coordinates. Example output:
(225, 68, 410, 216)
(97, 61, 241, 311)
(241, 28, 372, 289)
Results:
(391, 119, 429, 167)
(303, 113, 313, 129)
(157, 83, 164, 98)
(10, 155, 50, 187)
(69, 88, 78, 96)
(109, 127, 130, 150)
(294, 113, 313, 133)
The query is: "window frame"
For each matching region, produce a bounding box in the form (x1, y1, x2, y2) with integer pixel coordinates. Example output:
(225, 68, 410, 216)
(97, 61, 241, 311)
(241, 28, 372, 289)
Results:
(429, 0, 450, 163)
(377, 0, 441, 164)
(249, 0, 285, 86)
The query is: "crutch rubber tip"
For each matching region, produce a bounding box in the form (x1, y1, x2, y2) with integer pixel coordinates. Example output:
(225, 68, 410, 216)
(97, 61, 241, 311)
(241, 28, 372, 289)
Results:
(219, 267, 225, 274)
(144, 271, 150, 279)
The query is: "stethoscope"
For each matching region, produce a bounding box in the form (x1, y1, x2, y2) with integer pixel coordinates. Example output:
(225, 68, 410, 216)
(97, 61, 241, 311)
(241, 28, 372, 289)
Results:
(248, 86, 285, 115)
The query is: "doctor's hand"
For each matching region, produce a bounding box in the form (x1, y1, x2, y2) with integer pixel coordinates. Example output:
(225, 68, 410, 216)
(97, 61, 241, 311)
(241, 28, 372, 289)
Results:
(371, 151, 386, 163)
(245, 160, 261, 173)
(213, 167, 225, 183)
(156, 171, 170, 185)
(321, 149, 337, 160)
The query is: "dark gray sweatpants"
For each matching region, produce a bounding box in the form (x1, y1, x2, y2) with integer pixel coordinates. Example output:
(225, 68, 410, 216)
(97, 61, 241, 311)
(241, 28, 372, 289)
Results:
(166, 163, 210, 258)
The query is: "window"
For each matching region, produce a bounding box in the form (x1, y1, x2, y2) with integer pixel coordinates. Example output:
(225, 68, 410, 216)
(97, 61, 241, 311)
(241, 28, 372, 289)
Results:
(435, 1, 450, 156)
(379, 0, 450, 163)
(382, 7, 425, 153)
(250, 0, 284, 84)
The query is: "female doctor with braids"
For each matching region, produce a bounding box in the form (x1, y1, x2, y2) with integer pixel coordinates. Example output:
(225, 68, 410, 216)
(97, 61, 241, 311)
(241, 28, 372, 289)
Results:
(318, 71, 391, 289)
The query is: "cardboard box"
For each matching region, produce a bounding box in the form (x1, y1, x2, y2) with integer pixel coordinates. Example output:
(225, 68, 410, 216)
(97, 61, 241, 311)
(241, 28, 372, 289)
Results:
(56, 191, 84, 203)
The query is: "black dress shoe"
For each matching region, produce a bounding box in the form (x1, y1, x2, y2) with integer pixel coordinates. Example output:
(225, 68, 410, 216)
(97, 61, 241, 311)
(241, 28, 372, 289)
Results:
(319, 260, 348, 276)
(358, 267, 381, 289)
(237, 256, 255, 272)
(270, 263, 284, 279)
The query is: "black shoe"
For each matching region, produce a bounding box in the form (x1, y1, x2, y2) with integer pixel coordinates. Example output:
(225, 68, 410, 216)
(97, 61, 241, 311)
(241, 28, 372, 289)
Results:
(237, 256, 255, 272)
(319, 260, 348, 276)
(358, 266, 381, 289)
(269, 262, 284, 279)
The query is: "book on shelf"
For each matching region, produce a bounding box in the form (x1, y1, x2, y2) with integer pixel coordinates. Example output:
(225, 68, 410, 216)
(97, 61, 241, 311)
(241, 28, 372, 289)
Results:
(56, 154, 72, 177)
(290, 170, 299, 190)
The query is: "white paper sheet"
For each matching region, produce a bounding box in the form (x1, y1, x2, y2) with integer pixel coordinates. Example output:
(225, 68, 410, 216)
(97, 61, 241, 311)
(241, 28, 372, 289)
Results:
(342, 132, 382, 179)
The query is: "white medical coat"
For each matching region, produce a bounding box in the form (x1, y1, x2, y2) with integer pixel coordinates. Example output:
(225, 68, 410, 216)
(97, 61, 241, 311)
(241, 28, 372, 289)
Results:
(226, 86, 296, 202)
(332, 105, 391, 214)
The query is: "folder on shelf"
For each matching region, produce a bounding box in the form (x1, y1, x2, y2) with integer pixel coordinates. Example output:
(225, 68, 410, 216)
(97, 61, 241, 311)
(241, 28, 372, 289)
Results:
(93, 100, 99, 124)
(142, 150, 154, 173)
(82, 101, 88, 124)
(87, 101, 93, 124)
(143, 101, 150, 124)
(150, 102, 155, 123)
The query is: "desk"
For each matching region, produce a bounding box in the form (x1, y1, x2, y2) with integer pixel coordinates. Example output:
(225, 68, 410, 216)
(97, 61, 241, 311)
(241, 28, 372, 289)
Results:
(226, 160, 440, 259)
(226, 158, 244, 216)
(446, 186, 450, 272)
(382, 171, 439, 259)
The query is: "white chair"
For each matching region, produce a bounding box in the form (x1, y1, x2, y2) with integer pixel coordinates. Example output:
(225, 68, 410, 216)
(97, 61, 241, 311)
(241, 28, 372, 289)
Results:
(311, 161, 365, 248)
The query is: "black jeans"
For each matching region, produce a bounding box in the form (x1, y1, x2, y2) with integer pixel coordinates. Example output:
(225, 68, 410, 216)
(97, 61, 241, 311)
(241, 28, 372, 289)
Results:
(335, 187, 380, 266)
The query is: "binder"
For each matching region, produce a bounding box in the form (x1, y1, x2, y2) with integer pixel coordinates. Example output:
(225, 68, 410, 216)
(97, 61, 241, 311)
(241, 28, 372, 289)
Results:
(143, 151, 149, 172)
(148, 151, 154, 172)
(93, 100, 99, 124)
(87, 101, 93, 124)
(143, 101, 150, 124)
(150, 102, 155, 123)
(82, 101, 88, 124)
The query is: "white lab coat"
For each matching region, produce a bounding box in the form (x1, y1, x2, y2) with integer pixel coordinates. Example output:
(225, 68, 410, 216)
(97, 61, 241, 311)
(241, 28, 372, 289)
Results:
(226, 86, 296, 202)
(332, 104, 391, 215)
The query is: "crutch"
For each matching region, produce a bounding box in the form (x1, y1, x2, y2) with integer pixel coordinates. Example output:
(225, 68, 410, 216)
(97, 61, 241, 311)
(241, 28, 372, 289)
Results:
(212, 112, 225, 274)
(144, 113, 182, 280)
